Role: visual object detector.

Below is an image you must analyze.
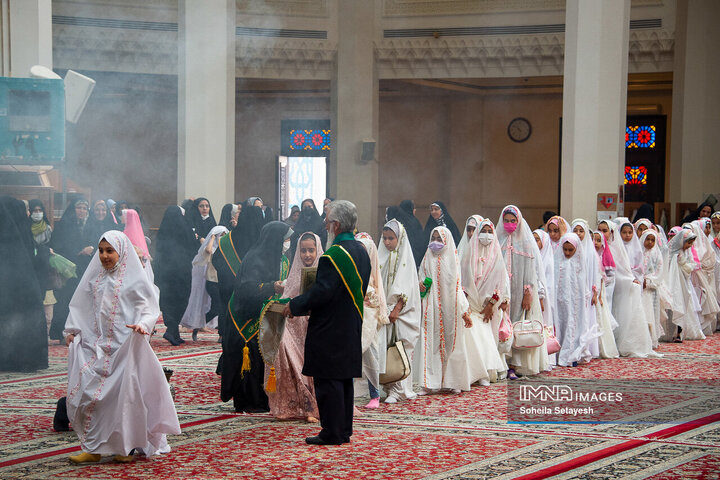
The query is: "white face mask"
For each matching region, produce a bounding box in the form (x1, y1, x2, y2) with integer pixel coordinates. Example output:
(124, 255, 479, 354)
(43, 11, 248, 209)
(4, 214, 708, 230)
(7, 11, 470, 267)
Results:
(201, 214, 210, 221)
(478, 232, 493, 246)
(31, 212, 44, 222)
(283, 239, 291, 254)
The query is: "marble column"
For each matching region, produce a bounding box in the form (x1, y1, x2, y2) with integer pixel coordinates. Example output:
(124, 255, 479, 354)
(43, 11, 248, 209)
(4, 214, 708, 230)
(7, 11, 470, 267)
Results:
(560, 0, 630, 224)
(178, 0, 236, 212)
(330, 0, 379, 233)
(669, 0, 720, 210)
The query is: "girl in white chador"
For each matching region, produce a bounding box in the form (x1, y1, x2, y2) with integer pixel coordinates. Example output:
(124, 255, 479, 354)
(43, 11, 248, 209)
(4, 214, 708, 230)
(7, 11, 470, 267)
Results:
(63, 231, 180, 464)
(355, 232, 389, 409)
(497, 205, 549, 378)
(710, 212, 720, 326)
(181, 225, 228, 340)
(415, 226, 472, 394)
(457, 215, 484, 261)
(533, 229, 557, 332)
(596, 221, 617, 311)
(592, 231, 620, 358)
(688, 220, 719, 334)
(570, 219, 602, 358)
(452, 219, 510, 388)
(665, 228, 706, 341)
(554, 233, 593, 366)
(607, 221, 659, 357)
(378, 219, 421, 403)
(618, 219, 645, 283)
(640, 229, 668, 347)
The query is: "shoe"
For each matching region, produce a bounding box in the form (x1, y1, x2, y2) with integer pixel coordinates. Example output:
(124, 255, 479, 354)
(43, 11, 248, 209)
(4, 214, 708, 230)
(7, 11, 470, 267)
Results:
(192, 329, 198, 342)
(417, 387, 433, 396)
(113, 454, 134, 463)
(163, 332, 180, 346)
(69, 452, 101, 464)
(365, 398, 380, 409)
(508, 369, 519, 380)
(384, 395, 398, 404)
(480, 379, 490, 387)
(450, 388, 461, 394)
(305, 435, 343, 446)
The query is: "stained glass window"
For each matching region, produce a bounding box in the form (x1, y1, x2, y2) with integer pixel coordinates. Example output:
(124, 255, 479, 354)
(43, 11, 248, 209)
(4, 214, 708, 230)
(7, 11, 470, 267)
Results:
(289, 129, 331, 151)
(624, 166, 648, 185)
(626, 125, 656, 148)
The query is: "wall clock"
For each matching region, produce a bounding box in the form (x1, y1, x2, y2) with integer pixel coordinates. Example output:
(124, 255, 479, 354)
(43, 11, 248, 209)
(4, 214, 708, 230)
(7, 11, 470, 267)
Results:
(508, 117, 532, 143)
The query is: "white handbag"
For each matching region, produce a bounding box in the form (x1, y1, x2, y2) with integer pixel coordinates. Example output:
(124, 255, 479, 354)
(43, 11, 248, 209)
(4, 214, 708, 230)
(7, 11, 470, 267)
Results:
(512, 312, 545, 349)
(379, 323, 411, 385)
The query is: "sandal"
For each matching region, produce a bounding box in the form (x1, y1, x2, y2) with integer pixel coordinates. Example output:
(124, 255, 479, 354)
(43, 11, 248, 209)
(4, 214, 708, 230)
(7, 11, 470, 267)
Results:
(507, 369, 519, 380)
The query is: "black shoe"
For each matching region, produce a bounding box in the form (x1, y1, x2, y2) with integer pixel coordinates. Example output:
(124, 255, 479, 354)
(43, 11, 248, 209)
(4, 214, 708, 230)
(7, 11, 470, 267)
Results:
(192, 329, 198, 342)
(305, 435, 343, 446)
(163, 332, 181, 346)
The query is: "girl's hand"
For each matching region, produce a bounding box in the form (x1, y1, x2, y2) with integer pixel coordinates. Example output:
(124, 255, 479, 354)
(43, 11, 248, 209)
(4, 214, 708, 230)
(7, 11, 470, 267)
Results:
(521, 290, 532, 311)
(499, 301, 509, 312)
(274, 281, 284, 294)
(65, 334, 75, 346)
(419, 282, 426, 293)
(81, 246, 94, 256)
(462, 312, 472, 328)
(481, 303, 493, 323)
(591, 290, 598, 306)
(127, 324, 148, 335)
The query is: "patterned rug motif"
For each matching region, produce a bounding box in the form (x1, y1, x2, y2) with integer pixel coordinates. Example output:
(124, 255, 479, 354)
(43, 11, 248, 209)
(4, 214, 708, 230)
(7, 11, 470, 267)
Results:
(1, 327, 718, 479)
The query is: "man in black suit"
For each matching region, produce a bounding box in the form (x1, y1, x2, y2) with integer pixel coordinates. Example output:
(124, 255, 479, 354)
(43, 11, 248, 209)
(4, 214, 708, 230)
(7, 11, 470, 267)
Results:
(283, 200, 371, 445)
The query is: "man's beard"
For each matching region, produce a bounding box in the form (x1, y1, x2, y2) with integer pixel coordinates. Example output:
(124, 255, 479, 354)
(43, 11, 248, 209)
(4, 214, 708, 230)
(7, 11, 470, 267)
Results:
(326, 228, 336, 250)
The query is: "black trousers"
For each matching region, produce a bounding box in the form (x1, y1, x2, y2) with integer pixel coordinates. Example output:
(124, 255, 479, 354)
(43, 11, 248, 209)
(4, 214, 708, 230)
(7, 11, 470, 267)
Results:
(313, 377, 354, 443)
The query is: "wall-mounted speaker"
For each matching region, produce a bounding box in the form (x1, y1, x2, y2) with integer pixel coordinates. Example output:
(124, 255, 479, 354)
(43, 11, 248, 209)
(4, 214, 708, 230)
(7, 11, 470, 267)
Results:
(361, 139, 376, 163)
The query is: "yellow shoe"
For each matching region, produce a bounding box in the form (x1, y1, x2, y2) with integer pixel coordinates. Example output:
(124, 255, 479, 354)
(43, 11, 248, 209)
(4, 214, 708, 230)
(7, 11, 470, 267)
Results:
(69, 452, 101, 464)
(113, 454, 135, 463)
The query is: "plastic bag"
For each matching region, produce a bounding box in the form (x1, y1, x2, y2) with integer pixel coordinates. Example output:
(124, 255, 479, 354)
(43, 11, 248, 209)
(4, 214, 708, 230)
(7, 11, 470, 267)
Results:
(49, 254, 77, 279)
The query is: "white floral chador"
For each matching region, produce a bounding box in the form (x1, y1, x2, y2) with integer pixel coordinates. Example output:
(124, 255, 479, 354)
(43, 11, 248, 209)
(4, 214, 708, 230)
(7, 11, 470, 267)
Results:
(64, 231, 180, 456)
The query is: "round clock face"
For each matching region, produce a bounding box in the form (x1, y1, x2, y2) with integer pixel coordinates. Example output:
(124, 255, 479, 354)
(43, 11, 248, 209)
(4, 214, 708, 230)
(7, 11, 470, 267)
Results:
(508, 117, 532, 143)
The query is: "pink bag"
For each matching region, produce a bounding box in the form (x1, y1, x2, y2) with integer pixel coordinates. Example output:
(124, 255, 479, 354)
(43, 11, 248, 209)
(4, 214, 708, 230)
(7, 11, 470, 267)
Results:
(545, 326, 561, 354)
(498, 312, 513, 343)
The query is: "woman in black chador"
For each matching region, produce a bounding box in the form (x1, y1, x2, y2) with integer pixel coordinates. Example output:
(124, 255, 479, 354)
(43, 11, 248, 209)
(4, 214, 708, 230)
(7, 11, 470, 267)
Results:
(0, 196, 48, 371)
(220, 221, 290, 413)
(48, 199, 95, 341)
(423, 200, 461, 246)
(191, 197, 217, 241)
(154, 206, 198, 346)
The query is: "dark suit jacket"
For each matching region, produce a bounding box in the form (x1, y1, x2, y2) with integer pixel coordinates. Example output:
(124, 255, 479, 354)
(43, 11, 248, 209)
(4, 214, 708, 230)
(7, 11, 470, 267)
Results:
(290, 237, 371, 379)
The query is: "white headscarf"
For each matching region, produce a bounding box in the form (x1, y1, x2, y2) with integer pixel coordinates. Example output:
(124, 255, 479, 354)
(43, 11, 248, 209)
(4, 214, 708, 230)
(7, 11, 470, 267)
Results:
(64, 230, 160, 338)
(496, 205, 543, 323)
(689, 219, 716, 270)
(553, 233, 590, 366)
(282, 231, 323, 299)
(419, 226, 468, 368)
(462, 219, 510, 311)
(571, 219, 600, 294)
(617, 217, 645, 282)
(545, 215, 571, 252)
(378, 219, 421, 342)
(457, 214, 483, 261)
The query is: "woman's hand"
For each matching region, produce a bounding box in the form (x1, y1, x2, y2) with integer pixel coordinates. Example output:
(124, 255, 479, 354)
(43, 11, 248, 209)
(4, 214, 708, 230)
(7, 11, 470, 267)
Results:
(80, 246, 94, 256)
(521, 290, 532, 311)
(65, 334, 75, 346)
(419, 282, 426, 293)
(127, 324, 148, 335)
(462, 312, 472, 328)
(282, 304, 293, 318)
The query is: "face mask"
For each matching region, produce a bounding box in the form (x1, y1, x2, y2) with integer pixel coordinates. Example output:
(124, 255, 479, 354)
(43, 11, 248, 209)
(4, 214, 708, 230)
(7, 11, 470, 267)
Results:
(31, 212, 44, 222)
(201, 214, 210, 220)
(428, 241, 445, 253)
(478, 232, 493, 245)
(283, 239, 291, 254)
(504, 222, 518, 234)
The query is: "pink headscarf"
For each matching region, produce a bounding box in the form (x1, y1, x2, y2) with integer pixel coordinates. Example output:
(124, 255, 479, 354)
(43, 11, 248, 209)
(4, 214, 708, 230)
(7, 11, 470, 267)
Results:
(596, 228, 616, 268)
(123, 209, 150, 259)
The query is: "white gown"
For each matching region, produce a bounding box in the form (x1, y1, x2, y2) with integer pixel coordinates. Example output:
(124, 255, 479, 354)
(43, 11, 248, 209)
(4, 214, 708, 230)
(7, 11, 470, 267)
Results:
(64, 231, 181, 456)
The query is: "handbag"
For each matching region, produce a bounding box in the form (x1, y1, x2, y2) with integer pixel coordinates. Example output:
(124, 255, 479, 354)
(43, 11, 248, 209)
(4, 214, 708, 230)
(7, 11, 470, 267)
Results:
(498, 311, 513, 343)
(512, 312, 545, 349)
(379, 323, 411, 385)
(544, 325, 561, 354)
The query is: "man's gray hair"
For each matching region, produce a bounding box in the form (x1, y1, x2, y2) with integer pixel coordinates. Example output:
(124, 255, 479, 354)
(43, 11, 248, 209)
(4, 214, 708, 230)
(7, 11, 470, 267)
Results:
(327, 200, 357, 233)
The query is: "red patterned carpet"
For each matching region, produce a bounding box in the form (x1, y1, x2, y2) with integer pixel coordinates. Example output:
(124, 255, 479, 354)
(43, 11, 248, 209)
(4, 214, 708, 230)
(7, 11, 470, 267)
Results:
(1, 328, 719, 479)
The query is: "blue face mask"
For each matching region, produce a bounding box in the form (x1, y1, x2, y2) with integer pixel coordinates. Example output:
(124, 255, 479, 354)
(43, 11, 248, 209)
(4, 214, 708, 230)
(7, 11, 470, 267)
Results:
(428, 241, 445, 253)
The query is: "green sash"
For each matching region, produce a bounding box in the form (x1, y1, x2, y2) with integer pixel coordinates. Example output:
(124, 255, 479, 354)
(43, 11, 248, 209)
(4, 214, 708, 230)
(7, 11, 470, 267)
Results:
(323, 242, 364, 318)
(218, 232, 241, 276)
